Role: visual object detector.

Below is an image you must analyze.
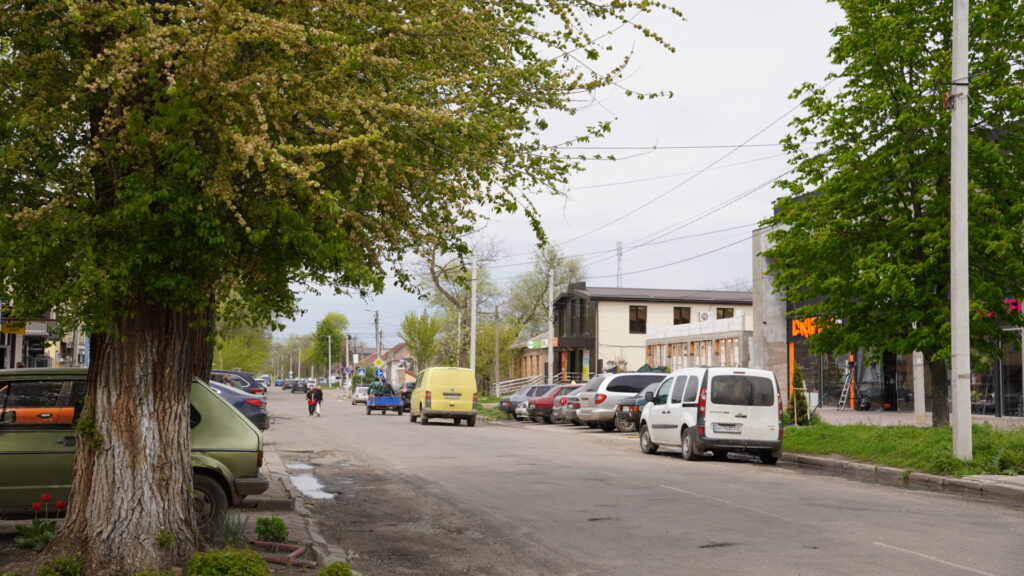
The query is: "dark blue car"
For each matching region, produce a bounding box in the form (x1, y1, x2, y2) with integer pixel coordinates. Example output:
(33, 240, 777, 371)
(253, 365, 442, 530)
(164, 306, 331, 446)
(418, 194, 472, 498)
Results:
(207, 380, 270, 430)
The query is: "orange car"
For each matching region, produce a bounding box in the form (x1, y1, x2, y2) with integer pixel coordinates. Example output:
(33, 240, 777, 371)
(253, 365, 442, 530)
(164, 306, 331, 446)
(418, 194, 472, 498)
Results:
(0, 382, 79, 426)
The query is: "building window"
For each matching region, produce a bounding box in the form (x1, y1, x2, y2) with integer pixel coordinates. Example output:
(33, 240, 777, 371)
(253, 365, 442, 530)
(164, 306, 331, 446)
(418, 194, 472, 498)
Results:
(717, 307, 734, 319)
(673, 307, 691, 325)
(629, 306, 647, 334)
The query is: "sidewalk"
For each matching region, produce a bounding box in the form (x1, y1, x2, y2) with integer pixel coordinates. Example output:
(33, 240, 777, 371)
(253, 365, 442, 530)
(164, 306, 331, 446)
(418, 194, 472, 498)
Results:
(782, 407, 1024, 505)
(240, 450, 349, 569)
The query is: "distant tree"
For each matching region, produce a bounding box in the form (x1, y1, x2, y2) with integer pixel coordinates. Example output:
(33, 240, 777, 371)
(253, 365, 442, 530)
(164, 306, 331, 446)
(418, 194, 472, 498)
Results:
(504, 246, 586, 337)
(216, 325, 272, 374)
(0, 1, 681, 571)
(399, 310, 442, 370)
(763, 0, 1024, 427)
(311, 313, 348, 376)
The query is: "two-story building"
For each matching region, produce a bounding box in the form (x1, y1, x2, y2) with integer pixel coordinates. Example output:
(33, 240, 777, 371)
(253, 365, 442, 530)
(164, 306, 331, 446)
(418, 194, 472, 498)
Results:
(551, 283, 753, 379)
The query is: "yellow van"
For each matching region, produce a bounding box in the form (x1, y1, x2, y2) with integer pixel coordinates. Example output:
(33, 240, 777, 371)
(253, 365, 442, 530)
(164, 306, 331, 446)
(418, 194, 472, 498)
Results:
(409, 367, 478, 426)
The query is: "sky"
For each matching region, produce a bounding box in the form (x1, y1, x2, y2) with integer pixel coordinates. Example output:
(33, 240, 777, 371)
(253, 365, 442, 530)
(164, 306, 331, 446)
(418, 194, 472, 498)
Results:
(278, 0, 846, 348)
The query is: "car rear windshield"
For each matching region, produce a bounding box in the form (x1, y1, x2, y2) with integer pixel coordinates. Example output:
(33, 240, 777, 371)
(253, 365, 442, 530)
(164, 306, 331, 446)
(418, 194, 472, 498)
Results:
(528, 386, 552, 396)
(710, 375, 775, 406)
(606, 374, 665, 393)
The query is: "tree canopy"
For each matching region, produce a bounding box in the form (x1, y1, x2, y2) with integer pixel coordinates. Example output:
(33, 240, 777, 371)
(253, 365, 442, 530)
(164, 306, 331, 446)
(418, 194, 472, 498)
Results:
(763, 0, 1024, 426)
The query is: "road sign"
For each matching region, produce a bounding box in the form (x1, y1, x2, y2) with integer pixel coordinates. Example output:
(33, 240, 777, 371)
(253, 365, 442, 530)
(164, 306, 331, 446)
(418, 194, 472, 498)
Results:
(374, 358, 384, 368)
(357, 368, 366, 377)
(374, 368, 385, 379)
(343, 366, 352, 375)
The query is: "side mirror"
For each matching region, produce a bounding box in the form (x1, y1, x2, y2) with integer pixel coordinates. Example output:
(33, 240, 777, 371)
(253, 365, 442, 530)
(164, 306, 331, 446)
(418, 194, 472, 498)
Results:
(644, 391, 654, 403)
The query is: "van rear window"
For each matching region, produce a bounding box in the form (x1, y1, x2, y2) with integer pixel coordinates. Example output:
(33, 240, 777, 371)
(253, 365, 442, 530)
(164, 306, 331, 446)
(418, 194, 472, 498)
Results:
(710, 375, 775, 406)
(606, 374, 665, 393)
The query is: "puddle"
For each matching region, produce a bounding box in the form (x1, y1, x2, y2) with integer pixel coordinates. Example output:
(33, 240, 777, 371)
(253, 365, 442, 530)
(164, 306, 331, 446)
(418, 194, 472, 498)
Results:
(290, 474, 335, 500)
(286, 463, 315, 470)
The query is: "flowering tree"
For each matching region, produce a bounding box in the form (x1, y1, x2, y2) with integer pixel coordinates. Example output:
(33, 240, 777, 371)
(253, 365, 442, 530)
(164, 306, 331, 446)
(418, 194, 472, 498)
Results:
(1, 0, 682, 572)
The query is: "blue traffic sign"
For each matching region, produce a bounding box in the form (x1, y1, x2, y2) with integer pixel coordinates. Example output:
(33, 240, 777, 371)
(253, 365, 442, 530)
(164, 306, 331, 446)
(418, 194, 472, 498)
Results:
(374, 368, 385, 379)
(343, 366, 352, 375)
(357, 368, 366, 377)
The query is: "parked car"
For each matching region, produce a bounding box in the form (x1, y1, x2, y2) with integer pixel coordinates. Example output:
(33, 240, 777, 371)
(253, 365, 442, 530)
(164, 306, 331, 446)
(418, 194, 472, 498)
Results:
(211, 369, 266, 395)
(290, 380, 309, 394)
(613, 382, 662, 433)
(398, 382, 415, 410)
(528, 384, 581, 423)
(352, 386, 369, 405)
(577, 373, 667, 431)
(409, 367, 478, 426)
(514, 401, 531, 421)
(499, 385, 553, 420)
(553, 389, 583, 425)
(208, 380, 270, 431)
(639, 367, 783, 464)
(0, 368, 269, 527)
(281, 379, 295, 390)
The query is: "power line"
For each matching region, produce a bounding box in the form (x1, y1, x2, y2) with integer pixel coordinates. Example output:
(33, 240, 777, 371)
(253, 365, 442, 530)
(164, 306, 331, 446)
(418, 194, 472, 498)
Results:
(585, 235, 751, 280)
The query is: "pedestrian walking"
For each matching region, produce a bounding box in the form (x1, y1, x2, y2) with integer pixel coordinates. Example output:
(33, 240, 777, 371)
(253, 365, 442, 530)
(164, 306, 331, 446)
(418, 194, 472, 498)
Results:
(306, 386, 317, 416)
(313, 385, 324, 417)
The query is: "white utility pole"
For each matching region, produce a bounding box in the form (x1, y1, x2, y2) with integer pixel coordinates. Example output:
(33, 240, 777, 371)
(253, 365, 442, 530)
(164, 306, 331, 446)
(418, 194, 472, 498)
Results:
(374, 310, 381, 359)
(469, 254, 477, 373)
(547, 268, 554, 386)
(298, 352, 302, 380)
(616, 241, 623, 288)
(950, 0, 972, 460)
(494, 304, 500, 397)
(328, 335, 332, 385)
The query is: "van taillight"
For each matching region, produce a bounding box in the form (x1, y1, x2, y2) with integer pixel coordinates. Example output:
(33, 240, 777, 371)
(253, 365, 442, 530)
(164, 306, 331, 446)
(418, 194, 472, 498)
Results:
(595, 394, 607, 405)
(425, 390, 431, 409)
(257, 450, 264, 469)
(697, 389, 707, 415)
(473, 393, 478, 410)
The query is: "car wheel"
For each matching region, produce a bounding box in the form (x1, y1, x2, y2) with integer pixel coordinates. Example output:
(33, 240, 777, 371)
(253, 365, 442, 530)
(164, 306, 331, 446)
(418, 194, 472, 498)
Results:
(759, 452, 779, 465)
(543, 415, 553, 424)
(351, 401, 355, 405)
(599, 421, 617, 432)
(615, 417, 637, 433)
(397, 407, 403, 416)
(409, 412, 417, 423)
(680, 428, 700, 461)
(366, 406, 371, 415)
(640, 424, 658, 454)
(420, 409, 428, 426)
(193, 473, 228, 530)
(585, 422, 598, 429)
(467, 416, 476, 427)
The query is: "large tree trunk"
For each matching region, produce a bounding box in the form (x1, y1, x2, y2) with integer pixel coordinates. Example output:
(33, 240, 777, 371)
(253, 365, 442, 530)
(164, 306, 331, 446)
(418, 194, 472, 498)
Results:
(927, 352, 950, 427)
(49, 300, 214, 574)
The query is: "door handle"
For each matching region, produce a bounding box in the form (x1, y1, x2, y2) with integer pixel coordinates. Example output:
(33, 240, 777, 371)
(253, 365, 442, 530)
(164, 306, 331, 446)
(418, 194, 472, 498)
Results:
(56, 436, 76, 446)
(735, 413, 748, 419)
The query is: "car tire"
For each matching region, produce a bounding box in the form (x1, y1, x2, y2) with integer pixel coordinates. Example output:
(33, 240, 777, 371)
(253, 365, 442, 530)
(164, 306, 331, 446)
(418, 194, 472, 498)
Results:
(543, 415, 553, 424)
(397, 407, 403, 416)
(366, 406, 371, 415)
(599, 421, 617, 432)
(615, 417, 637, 433)
(420, 410, 428, 426)
(467, 416, 476, 427)
(640, 424, 658, 454)
(193, 473, 228, 530)
(681, 428, 700, 461)
(759, 452, 779, 465)
(585, 422, 598, 429)
(410, 412, 417, 423)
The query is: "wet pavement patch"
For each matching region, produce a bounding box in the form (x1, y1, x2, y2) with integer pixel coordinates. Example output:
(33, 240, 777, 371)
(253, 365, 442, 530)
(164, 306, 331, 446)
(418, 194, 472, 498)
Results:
(290, 474, 334, 499)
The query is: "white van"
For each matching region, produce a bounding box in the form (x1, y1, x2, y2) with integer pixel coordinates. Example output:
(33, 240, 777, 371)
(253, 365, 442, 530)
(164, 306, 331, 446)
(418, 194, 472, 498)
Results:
(638, 367, 782, 464)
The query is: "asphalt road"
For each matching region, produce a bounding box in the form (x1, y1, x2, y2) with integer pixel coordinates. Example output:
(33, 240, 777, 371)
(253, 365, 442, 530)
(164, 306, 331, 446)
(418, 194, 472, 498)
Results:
(264, 386, 1023, 576)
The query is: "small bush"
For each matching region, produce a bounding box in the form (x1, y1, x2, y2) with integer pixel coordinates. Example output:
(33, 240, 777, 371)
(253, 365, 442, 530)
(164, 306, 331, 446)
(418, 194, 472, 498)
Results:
(156, 529, 177, 549)
(135, 569, 175, 576)
(186, 548, 271, 576)
(254, 517, 288, 543)
(36, 557, 81, 576)
(319, 562, 355, 576)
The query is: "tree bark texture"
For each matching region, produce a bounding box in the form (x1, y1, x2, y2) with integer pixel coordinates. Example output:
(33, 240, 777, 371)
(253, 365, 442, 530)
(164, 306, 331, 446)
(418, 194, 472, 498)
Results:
(928, 353, 951, 427)
(50, 300, 214, 574)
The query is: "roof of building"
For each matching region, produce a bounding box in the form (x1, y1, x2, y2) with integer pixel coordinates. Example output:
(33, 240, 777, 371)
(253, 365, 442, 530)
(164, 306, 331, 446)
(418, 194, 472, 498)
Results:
(564, 285, 752, 305)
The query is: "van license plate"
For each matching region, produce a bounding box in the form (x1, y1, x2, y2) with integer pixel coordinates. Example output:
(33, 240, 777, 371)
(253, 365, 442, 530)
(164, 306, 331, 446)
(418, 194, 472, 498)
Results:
(443, 393, 461, 400)
(712, 423, 741, 434)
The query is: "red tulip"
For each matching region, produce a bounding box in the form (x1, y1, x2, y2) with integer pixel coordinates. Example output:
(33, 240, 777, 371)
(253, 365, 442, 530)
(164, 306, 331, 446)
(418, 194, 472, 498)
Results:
(40, 493, 52, 502)
(32, 502, 42, 511)
(56, 501, 67, 510)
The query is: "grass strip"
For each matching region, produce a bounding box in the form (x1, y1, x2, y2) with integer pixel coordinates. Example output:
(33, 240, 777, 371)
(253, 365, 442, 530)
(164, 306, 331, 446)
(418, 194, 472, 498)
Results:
(783, 423, 1024, 477)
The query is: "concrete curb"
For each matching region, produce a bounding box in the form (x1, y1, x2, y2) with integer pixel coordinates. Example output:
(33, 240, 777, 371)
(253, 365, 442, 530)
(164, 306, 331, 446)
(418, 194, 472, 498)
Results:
(782, 452, 1024, 505)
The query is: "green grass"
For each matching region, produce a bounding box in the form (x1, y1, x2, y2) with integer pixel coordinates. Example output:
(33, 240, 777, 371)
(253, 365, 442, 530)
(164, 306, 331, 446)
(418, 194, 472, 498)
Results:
(476, 395, 505, 420)
(783, 423, 1024, 477)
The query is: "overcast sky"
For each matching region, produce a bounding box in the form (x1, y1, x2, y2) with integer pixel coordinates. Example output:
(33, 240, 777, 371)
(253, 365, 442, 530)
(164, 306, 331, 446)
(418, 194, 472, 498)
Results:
(279, 1, 846, 347)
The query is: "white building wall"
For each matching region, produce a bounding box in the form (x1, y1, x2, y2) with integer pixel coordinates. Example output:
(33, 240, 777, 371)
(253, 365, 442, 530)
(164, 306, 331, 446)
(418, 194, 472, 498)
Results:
(597, 301, 753, 371)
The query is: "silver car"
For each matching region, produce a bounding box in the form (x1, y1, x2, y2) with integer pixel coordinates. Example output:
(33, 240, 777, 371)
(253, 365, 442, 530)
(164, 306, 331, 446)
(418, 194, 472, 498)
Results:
(577, 373, 668, 431)
(351, 386, 369, 405)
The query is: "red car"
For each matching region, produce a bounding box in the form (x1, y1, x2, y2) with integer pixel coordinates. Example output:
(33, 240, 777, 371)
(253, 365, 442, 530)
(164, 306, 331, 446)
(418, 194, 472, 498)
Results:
(527, 384, 581, 423)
